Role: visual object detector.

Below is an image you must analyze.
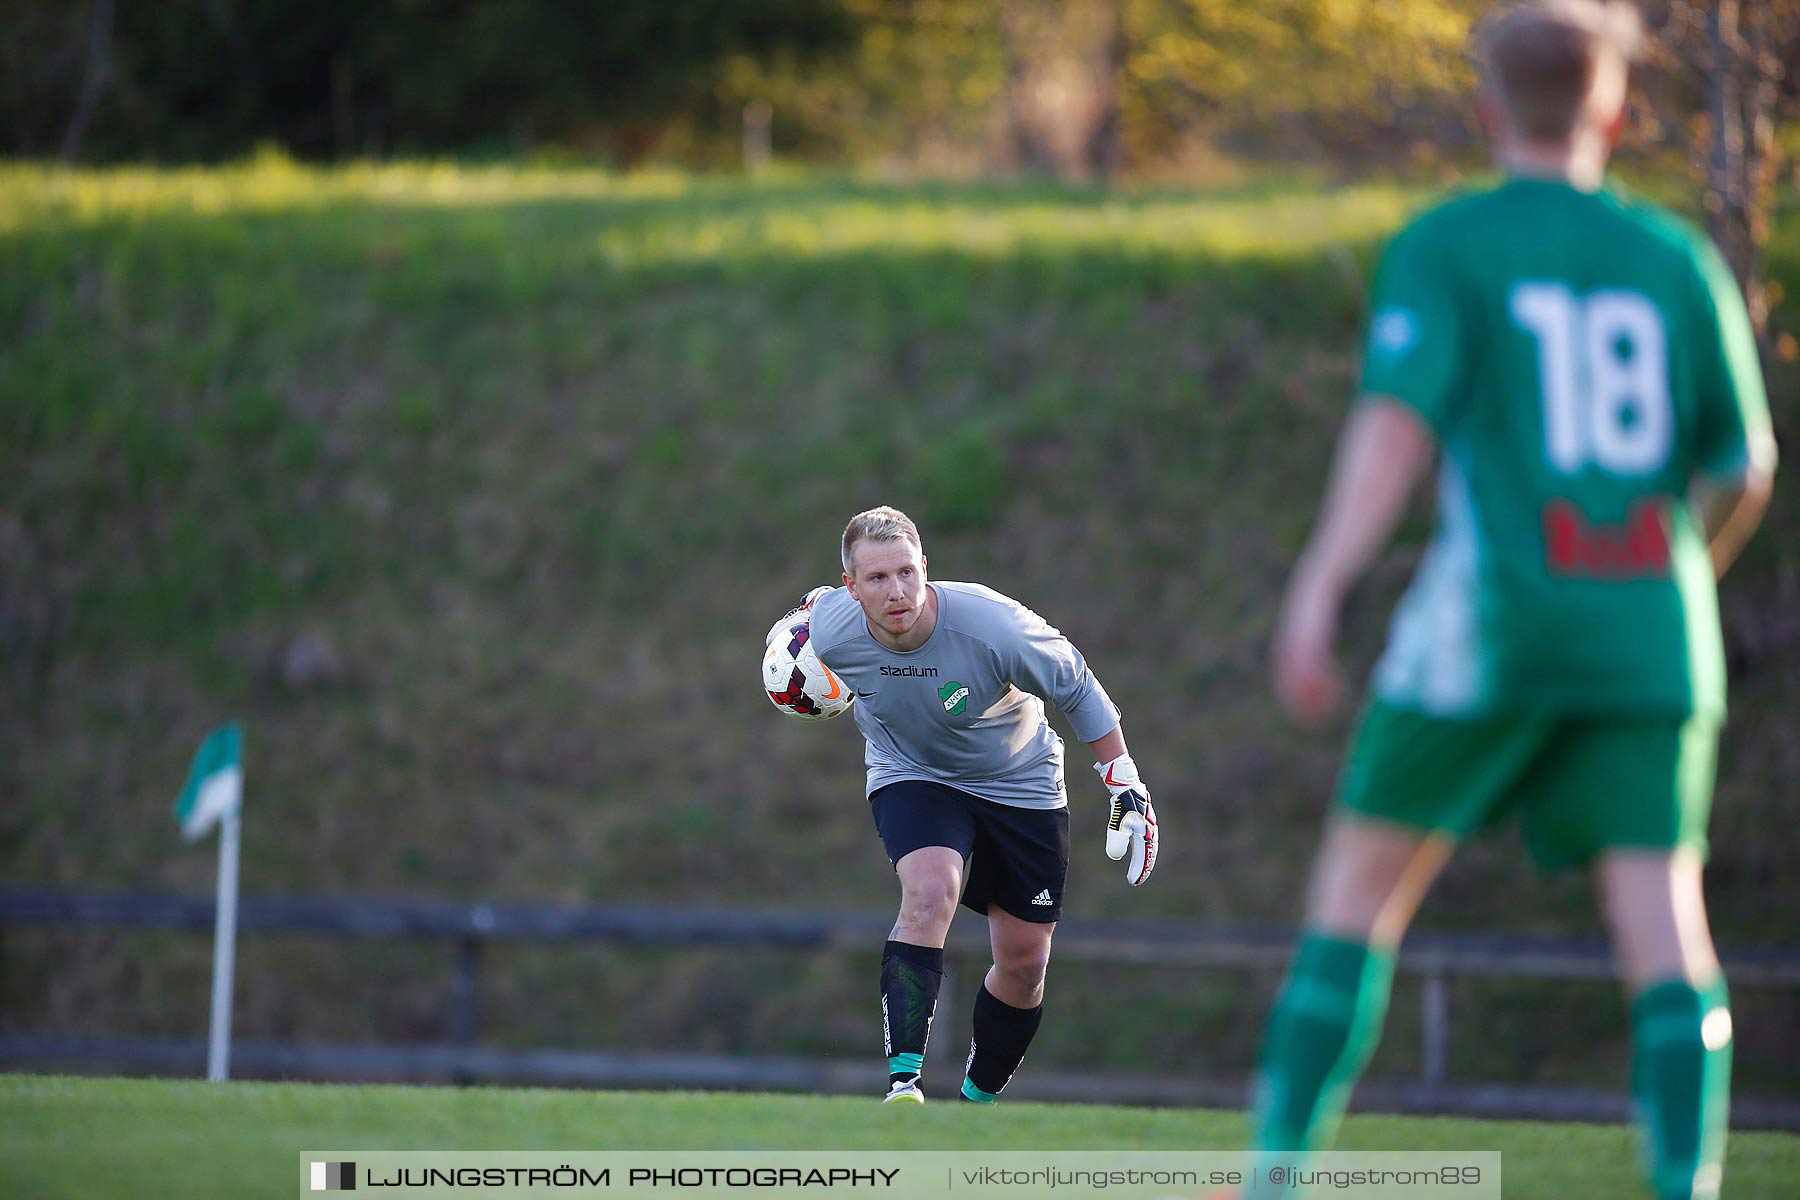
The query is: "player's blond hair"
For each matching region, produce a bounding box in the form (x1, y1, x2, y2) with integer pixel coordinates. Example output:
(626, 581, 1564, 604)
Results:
(841, 506, 923, 577)
(1476, 0, 1645, 143)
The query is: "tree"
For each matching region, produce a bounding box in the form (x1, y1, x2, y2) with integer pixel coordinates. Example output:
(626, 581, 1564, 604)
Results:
(997, 0, 1126, 180)
(1648, 1, 1799, 342)
(0, 0, 857, 162)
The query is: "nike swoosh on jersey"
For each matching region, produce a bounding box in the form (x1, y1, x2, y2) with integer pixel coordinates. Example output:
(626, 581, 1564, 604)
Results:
(856, 690, 878, 698)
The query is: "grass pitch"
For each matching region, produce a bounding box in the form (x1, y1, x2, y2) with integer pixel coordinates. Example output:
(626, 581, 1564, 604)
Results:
(4, 1074, 1798, 1199)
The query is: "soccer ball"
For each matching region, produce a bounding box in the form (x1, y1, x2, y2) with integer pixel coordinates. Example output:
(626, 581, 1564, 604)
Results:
(763, 607, 853, 721)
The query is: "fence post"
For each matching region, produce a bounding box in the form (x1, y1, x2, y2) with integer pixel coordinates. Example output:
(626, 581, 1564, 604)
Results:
(742, 100, 772, 174)
(448, 934, 481, 1084)
(1421, 971, 1450, 1088)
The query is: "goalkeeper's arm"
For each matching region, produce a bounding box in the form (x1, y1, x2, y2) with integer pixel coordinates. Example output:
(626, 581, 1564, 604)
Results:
(1089, 726, 1158, 887)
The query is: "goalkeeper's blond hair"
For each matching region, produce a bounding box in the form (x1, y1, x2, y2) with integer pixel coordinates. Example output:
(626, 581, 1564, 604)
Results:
(842, 506, 923, 577)
(1477, 0, 1644, 143)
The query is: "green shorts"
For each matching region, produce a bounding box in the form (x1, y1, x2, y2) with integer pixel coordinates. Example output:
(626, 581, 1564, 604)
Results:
(1337, 701, 1718, 870)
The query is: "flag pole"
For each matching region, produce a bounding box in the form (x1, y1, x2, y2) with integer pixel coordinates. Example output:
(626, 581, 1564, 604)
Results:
(208, 805, 241, 1081)
(176, 721, 244, 1083)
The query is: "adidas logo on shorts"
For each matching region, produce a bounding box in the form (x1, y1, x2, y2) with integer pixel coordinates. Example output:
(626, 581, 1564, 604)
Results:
(1030, 890, 1053, 906)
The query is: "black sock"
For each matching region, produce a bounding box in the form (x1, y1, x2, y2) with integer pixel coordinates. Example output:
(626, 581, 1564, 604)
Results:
(881, 940, 944, 1084)
(962, 983, 1043, 1100)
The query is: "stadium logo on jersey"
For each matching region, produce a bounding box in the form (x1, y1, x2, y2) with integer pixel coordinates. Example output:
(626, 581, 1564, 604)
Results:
(938, 681, 969, 715)
(1369, 307, 1419, 359)
(881, 665, 939, 677)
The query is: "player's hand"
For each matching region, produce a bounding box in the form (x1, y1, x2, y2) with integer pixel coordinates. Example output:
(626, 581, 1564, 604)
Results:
(1272, 573, 1346, 728)
(1095, 754, 1158, 887)
(770, 587, 833, 650)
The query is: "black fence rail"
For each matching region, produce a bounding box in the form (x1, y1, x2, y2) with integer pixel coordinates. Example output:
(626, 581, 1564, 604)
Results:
(4, 887, 1798, 1128)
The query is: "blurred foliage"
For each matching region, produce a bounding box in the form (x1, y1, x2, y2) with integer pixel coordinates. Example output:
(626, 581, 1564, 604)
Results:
(662, 0, 1007, 171)
(1123, 0, 1480, 160)
(7, 0, 1797, 188)
(0, 0, 855, 161)
(698, 0, 1484, 172)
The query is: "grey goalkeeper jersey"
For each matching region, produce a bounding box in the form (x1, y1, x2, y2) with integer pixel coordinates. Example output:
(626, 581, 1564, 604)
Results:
(808, 581, 1121, 810)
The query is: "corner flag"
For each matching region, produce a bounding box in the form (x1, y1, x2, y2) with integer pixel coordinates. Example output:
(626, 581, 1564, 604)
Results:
(175, 722, 244, 1082)
(176, 723, 243, 842)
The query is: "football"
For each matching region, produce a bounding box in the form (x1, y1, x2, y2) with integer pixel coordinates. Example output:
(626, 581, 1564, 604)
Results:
(763, 607, 853, 720)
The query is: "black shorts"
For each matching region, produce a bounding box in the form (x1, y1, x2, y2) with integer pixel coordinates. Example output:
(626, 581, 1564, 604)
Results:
(868, 780, 1070, 923)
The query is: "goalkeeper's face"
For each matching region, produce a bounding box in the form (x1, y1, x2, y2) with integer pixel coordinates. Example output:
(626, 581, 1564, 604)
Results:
(845, 537, 931, 648)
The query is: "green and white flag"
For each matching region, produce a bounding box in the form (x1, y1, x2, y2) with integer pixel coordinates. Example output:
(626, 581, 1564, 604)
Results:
(176, 723, 243, 843)
(174, 721, 245, 1080)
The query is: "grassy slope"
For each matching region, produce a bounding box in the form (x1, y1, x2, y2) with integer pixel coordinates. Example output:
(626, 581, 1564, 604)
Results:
(1, 162, 1795, 1093)
(3, 1076, 1799, 1199)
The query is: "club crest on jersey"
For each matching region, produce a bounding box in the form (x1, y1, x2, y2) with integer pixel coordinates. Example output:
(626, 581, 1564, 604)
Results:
(938, 681, 969, 715)
(1370, 307, 1418, 358)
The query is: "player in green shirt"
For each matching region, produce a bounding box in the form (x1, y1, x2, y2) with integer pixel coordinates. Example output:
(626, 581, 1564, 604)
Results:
(1244, 4, 1776, 1198)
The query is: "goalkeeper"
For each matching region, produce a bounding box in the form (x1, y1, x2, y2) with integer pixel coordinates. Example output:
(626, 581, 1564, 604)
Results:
(789, 505, 1158, 1104)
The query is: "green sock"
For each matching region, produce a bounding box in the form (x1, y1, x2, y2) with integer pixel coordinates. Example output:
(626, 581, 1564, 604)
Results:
(1633, 975, 1732, 1200)
(1252, 933, 1396, 1158)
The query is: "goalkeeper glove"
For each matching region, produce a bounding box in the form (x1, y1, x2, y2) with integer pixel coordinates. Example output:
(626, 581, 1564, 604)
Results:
(1095, 753, 1158, 887)
(768, 587, 834, 650)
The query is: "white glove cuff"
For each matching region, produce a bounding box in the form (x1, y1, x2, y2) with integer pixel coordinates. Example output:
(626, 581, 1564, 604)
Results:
(1094, 753, 1141, 793)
